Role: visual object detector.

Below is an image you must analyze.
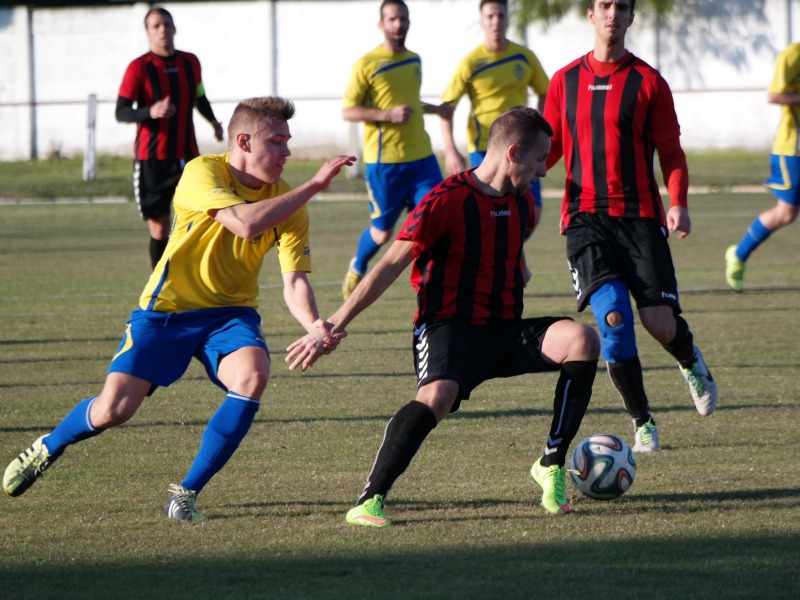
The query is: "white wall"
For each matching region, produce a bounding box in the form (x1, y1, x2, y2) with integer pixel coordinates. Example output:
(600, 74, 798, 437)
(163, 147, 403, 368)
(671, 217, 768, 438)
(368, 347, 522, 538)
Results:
(0, 0, 796, 161)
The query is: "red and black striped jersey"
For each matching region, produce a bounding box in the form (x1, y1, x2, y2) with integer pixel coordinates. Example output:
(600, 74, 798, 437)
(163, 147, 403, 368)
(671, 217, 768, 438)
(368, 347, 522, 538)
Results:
(398, 169, 535, 327)
(118, 51, 203, 161)
(544, 52, 682, 233)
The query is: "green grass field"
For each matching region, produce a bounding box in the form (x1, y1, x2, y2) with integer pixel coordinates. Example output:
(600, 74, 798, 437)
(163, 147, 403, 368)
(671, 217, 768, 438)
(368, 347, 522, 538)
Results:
(1, 158, 799, 599)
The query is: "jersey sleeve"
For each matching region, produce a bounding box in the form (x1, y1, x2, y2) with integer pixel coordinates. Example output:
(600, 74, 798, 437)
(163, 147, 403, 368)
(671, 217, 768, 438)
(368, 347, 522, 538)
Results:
(649, 74, 682, 145)
(118, 58, 142, 102)
(543, 71, 564, 168)
(526, 50, 550, 97)
(441, 58, 469, 105)
(343, 57, 369, 109)
(276, 205, 312, 273)
(768, 47, 800, 94)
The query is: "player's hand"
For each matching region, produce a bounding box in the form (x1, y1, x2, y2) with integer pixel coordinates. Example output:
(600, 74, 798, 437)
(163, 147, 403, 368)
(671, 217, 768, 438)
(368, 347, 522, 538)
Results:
(213, 121, 224, 141)
(386, 105, 413, 124)
(310, 155, 357, 191)
(667, 206, 691, 239)
(285, 320, 347, 372)
(437, 103, 455, 120)
(444, 149, 466, 176)
(150, 96, 175, 120)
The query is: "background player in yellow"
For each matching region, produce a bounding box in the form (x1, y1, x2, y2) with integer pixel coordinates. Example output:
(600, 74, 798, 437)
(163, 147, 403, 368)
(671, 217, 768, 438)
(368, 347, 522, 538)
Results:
(726, 42, 800, 292)
(3, 97, 353, 522)
(340, 0, 451, 300)
(441, 0, 549, 232)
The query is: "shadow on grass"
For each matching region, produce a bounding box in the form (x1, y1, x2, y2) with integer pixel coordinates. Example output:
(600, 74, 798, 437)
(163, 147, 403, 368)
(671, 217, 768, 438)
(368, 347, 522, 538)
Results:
(0, 533, 796, 600)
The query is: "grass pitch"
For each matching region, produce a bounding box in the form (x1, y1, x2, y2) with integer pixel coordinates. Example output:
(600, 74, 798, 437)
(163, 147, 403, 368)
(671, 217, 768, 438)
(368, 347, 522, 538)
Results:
(1, 159, 799, 599)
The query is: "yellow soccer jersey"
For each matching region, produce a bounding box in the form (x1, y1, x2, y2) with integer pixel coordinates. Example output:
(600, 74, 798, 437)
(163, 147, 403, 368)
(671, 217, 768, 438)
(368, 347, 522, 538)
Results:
(442, 41, 549, 153)
(139, 154, 311, 313)
(769, 43, 800, 156)
(343, 46, 433, 164)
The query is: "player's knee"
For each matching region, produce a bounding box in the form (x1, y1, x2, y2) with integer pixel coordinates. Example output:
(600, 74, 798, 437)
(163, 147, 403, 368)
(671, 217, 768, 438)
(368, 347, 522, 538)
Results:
(370, 226, 392, 245)
(572, 322, 600, 360)
(590, 281, 637, 363)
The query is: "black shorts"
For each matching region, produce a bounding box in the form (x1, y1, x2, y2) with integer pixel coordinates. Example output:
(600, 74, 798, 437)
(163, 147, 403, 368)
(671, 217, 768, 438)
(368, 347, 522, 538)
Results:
(412, 317, 567, 410)
(565, 212, 680, 313)
(133, 159, 185, 220)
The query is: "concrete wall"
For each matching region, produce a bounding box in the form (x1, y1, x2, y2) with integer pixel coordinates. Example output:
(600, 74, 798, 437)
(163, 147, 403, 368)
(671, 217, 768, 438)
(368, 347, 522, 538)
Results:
(0, 0, 797, 161)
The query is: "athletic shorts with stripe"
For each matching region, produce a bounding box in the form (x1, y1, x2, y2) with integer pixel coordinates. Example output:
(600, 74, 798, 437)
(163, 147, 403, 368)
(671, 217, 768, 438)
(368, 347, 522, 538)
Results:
(412, 317, 567, 412)
(565, 212, 681, 314)
(134, 158, 185, 220)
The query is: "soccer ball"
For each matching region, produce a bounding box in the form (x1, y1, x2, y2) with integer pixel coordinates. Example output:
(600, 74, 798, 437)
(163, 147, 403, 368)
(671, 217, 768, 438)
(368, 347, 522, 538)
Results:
(568, 434, 636, 500)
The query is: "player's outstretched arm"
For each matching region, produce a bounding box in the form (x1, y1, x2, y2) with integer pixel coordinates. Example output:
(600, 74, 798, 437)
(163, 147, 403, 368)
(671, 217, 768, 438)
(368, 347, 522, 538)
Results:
(285, 239, 415, 372)
(215, 155, 356, 238)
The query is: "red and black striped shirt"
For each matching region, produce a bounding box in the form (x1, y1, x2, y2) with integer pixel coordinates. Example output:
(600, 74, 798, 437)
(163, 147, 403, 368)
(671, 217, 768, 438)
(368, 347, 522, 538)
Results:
(544, 52, 682, 233)
(118, 50, 203, 161)
(398, 170, 535, 327)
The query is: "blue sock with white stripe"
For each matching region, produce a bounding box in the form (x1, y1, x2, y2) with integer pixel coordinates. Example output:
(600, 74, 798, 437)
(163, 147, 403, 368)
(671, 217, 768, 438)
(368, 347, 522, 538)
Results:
(736, 217, 772, 261)
(181, 393, 260, 493)
(43, 397, 101, 457)
(353, 228, 382, 275)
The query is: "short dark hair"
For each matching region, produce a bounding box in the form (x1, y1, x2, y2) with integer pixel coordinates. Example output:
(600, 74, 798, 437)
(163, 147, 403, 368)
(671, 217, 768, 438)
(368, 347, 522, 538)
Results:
(380, 0, 408, 19)
(143, 6, 173, 29)
(487, 106, 553, 153)
(480, 0, 507, 9)
(588, 0, 636, 13)
(228, 97, 295, 144)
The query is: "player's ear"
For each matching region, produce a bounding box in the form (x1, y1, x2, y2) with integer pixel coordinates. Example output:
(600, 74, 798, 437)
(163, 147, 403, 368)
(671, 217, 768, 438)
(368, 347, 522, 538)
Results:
(507, 143, 519, 164)
(236, 133, 251, 152)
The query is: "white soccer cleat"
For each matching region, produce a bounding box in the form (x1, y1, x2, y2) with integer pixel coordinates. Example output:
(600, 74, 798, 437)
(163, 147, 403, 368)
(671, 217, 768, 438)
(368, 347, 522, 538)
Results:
(680, 346, 717, 416)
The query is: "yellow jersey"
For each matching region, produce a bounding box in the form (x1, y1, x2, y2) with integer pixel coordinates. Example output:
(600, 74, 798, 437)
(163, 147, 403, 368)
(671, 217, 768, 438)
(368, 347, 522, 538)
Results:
(769, 43, 800, 156)
(139, 154, 311, 312)
(442, 41, 549, 153)
(343, 46, 433, 164)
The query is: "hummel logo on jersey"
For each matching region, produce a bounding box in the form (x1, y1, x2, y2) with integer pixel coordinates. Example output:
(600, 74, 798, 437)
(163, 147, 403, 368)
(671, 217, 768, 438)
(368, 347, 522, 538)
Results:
(490, 210, 511, 218)
(588, 84, 612, 91)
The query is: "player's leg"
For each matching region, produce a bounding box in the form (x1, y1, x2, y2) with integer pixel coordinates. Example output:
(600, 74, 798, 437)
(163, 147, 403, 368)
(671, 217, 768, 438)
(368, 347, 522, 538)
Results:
(167, 312, 269, 521)
(506, 317, 598, 513)
(726, 154, 800, 292)
(343, 163, 400, 300)
(136, 159, 180, 269)
(3, 373, 152, 497)
(345, 380, 455, 528)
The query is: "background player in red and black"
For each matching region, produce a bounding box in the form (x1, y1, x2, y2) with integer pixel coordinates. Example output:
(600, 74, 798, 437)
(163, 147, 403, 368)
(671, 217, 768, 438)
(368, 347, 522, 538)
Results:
(116, 6, 224, 268)
(544, 0, 717, 453)
(287, 106, 600, 523)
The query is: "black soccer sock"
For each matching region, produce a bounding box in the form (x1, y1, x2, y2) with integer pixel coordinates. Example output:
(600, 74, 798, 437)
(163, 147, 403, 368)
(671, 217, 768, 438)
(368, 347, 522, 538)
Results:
(355, 401, 438, 505)
(149, 237, 169, 268)
(607, 356, 651, 428)
(661, 316, 696, 368)
(541, 360, 597, 468)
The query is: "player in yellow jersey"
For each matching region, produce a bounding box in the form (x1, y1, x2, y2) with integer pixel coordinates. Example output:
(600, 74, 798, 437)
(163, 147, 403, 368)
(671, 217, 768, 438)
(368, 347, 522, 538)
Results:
(341, 0, 451, 300)
(441, 0, 549, 237)
(726, 42, 800, 292)
(3, 97, 354, 521)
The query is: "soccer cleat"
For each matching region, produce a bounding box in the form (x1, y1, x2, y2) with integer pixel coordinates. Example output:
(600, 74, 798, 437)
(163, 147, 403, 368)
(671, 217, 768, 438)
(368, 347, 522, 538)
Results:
(164, 483, 207, 522)
(680, 346, 718, 416)
(341, 258, 363, 301)
(632, 418, 660, 452)
(725, 245, 745, 293)
(345, 494, 391, 527)
(3, 436, 57, 497)
(530, 456, 570, 515)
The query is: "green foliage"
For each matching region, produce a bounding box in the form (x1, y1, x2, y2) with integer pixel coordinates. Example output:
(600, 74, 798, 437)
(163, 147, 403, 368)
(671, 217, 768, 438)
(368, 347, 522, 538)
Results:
(1, 183, 799, 598)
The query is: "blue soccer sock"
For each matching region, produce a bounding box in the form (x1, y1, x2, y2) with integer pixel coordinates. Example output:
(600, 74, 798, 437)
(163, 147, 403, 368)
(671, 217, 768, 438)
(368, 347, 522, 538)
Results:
(181, 392, 260, 493)
(352, 228, 382, 275)
(736, 217, 773, 261)
(43, 397, 102, 458)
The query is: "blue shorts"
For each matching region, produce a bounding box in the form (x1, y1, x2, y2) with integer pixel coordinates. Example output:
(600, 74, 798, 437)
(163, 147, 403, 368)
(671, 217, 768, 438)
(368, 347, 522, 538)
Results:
(108, 307, 269, 392)
(364, 155, 442, 231)
(765, 154, 800, 206)
(470, 150, 542, 207)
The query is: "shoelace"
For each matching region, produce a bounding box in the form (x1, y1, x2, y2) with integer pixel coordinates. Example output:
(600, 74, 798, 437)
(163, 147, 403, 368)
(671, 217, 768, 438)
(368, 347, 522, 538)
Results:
(639, 424, 655, 445)
(686, 367, 707, 396)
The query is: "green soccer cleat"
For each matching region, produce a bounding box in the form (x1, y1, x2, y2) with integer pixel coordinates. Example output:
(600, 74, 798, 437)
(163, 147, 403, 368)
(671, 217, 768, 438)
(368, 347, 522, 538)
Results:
(680, 345, 718, 416)
(632, 418, 660, 453)
(3, 436, 57, 497)
(725, 245, 745, 293)
(345, 494, 391, 527)
(530, 456, 570, 515)
(341, 259, 363, 301)
(164, 483, 207, 522)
